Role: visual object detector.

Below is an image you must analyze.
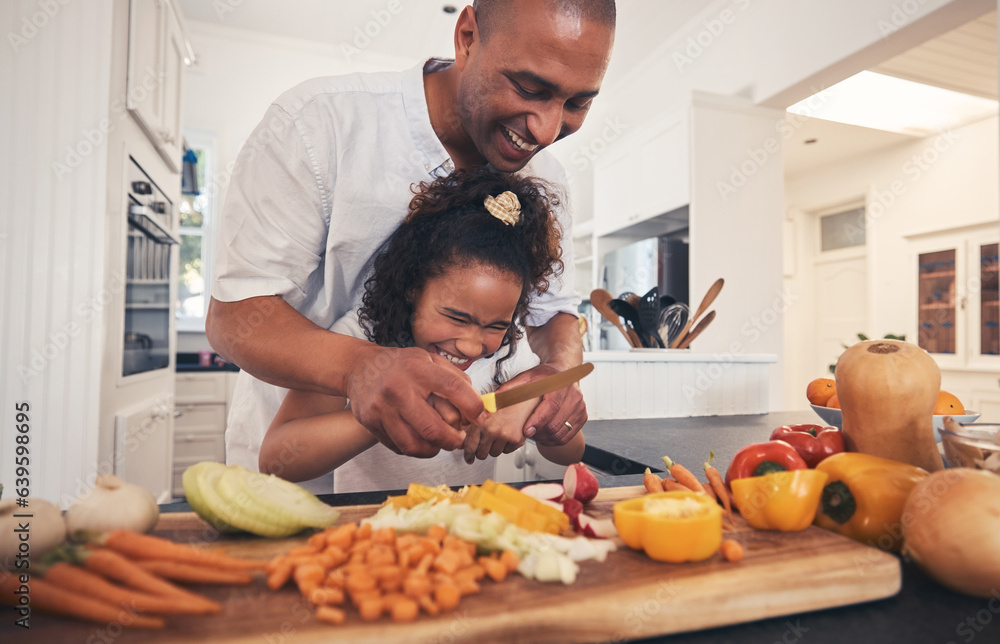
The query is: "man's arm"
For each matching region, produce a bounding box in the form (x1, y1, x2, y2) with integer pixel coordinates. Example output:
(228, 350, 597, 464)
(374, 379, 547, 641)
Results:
(207, 296, 484, 456)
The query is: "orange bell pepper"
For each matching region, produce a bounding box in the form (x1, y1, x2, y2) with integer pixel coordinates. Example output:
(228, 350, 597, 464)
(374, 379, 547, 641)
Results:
(729, 469, 829, 532)
(613, 491, 722, 563)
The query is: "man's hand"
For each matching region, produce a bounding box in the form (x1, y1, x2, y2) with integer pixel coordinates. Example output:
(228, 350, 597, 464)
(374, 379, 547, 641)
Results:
(206, 296, 486, 458)
(499, 364, 587, 446)
(345, 345, 487, 457)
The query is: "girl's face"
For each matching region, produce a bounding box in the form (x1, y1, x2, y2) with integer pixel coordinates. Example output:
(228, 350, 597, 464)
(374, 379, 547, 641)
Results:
(410, 262, 521, 371)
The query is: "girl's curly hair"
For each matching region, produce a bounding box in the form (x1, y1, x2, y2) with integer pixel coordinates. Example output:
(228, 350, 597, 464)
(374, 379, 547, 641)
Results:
(359, 166, 565, 385)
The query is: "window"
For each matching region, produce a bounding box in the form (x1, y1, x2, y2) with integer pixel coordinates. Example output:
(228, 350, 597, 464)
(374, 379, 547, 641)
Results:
(820, 207, 866, 252)
(176, 130, 216, 332)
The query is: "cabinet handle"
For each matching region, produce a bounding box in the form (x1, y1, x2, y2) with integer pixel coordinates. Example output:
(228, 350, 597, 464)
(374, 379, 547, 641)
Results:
(173, 410, 184, 419)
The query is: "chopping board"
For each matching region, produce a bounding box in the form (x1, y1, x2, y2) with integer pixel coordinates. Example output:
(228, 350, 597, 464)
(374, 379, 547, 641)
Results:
(0, 486, 900, 643)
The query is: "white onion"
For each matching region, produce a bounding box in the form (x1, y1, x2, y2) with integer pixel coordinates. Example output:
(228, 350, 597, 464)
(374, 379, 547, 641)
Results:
(901, 468, 1000, 597)
(0, 497, 67, 566)
(65, 475, 159, 538)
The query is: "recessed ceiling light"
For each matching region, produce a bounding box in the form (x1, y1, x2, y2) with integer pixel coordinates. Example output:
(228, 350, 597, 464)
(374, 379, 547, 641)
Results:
(804, 138, 818, 145)
(442, 4, 457, 13)
(787, 71, 998, 137)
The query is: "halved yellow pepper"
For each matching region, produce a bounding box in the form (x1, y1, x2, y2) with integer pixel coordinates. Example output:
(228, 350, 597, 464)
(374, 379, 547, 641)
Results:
(613, 491, 722, 563)
(730, 469, 829, 532)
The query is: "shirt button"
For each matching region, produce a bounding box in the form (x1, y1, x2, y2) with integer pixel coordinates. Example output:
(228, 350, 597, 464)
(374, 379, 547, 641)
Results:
(424, 163, 431, 171)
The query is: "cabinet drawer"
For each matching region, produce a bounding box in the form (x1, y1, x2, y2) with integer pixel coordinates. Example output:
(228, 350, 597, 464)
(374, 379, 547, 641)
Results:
(174, 432, 225, 462)
(175, 373, 229, 404)
(174, 403, 226, 433)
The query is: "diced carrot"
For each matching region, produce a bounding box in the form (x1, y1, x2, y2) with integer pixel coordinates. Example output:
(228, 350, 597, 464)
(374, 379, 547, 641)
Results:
(434, 583, 461, 611)
(499, 550, 520, 573)
(418, 595, 440, 616)
(721, 539, 744, 563)
(403, 574, 431, 599)
(390, 597, 419, 622)
(267, 559, 295, 590)
(358, 596, 384, 621)
(372, 527, 396, 546)
(316, 605, 346, 625)
(479, 557, 507, 583)
(344, 572, 377, 596)
(426, 524, 448, 542)
(354, 523, 373, 541)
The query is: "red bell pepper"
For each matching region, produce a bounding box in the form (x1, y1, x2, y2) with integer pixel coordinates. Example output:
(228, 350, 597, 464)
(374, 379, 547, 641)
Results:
(724, 440, 808, 486)
(769, 423, 845, 468)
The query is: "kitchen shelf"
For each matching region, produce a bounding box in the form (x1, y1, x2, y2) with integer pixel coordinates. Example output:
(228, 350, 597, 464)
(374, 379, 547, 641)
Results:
(919, 270, 955, 278)
(920, 303, 954, 310)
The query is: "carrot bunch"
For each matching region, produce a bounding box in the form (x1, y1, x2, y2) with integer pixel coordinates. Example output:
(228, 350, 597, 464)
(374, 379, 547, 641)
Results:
(643, 455, 735, 524)
(266, 521, 520, 626)
(0, 530, 267, 629)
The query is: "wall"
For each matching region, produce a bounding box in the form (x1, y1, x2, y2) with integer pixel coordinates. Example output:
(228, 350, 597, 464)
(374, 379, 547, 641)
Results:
(784, 114, 1000, 408)
(178, 21, 416, 350)
(1, 1, 114, 504)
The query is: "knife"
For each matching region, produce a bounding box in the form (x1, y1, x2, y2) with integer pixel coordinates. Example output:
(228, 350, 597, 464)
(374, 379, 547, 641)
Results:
(481, 363, 595, 413)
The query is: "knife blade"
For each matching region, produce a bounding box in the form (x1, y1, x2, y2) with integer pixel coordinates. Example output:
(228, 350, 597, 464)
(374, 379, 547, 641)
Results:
(481, 363, 595, 413)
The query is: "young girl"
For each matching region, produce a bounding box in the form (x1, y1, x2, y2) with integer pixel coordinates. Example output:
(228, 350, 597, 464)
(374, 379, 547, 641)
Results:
(258, 167, 586, 492)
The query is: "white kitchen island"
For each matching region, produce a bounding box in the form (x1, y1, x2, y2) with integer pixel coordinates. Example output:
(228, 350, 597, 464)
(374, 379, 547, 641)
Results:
(580, 350, 777, 420)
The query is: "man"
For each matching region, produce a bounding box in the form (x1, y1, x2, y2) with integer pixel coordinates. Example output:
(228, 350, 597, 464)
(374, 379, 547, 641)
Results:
(207, 0, 616, 486)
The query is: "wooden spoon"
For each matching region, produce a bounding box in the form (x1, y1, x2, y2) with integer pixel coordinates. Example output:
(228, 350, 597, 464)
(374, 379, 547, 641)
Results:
(670, 278, 724, 348)
(677, 310, 716, 349)
(590, 289, 636, 347)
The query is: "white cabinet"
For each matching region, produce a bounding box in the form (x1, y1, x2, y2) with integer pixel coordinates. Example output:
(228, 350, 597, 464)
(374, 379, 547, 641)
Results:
(173, 372, 232, 497)
(127, 0, 189, 173)
(593, 112, 689, 237)
(115, 397, 174, 504)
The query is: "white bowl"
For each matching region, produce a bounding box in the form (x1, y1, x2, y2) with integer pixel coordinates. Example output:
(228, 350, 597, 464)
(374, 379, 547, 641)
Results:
(809, 404, 980, 442)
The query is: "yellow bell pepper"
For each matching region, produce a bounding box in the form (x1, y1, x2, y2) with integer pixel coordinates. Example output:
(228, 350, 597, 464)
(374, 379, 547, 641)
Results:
(613, 491, 722, 563)
(813, 452, 928, 551)
(730, 469, 829, 532)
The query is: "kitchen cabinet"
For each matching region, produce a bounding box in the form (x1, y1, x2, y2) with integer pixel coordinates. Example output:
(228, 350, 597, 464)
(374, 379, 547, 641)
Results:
(172, 372, 235, 497)
(127, 0, 190, 173)
(909, 224, 1000, 416)
(115, 397, 174, 504)
(593, 112, 689, 237)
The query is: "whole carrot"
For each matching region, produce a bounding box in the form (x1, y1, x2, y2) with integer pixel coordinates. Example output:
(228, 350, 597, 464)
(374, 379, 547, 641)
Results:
(643, 468, 663, 494)
(100, 530, 268, 570)
(80, 547, 219, 610)
(44, 562, 220, 615)
(704, 451, 733, 521)
(661, 479, 689, 493)
(0, 572, 165, 629)
(136, 560, 254, 585)
(662, 456, 703, 493)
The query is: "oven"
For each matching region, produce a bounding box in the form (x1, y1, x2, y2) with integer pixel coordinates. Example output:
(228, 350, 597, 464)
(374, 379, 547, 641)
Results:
(123, 156, 178, 377)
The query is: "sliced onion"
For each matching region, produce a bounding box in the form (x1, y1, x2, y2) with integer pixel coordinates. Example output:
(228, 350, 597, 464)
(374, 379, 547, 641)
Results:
(901, 468, 1000, 597)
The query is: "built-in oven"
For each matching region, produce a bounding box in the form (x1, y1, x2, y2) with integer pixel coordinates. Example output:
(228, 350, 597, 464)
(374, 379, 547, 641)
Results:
(124, 156, 178, 377)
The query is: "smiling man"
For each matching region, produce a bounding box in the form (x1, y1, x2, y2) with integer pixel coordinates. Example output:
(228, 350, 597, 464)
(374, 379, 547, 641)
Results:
(207, 0, 616, 492)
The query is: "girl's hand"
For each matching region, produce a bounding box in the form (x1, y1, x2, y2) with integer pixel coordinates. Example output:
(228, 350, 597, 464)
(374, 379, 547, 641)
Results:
(462, 402, 533, 463)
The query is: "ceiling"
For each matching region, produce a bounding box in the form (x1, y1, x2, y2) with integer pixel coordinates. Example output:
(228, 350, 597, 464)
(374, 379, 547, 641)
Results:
(784, 11, 998, 178)
(174, 1, 998, 179)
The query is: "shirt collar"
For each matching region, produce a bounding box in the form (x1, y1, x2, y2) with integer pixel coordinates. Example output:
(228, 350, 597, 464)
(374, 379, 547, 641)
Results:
(402, 58, 456, 178)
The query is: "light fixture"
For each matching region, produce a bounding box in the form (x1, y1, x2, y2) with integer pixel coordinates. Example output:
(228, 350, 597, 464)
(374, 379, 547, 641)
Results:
(787, 71, 998, 137)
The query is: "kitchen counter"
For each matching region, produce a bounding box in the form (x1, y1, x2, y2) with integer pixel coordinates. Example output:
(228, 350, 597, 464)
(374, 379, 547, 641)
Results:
(160, 412, 1000, 644)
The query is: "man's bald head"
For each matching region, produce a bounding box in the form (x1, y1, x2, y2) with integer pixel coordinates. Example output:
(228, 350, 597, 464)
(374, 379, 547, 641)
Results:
(472, 0, 616, 43)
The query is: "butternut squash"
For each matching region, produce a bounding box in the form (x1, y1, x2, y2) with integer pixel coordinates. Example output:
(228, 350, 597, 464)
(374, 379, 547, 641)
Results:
(834, 340, 943, 472)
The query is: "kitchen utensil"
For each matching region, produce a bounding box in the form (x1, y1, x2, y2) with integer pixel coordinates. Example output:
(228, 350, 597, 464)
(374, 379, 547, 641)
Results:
(659, 294, 677, 309)
(676, 310, 716, 349)
(481, 363, 595, 412)
(590, 289, 635, 347)
(671, 278, 724, 348)
(659, 303, 689, 347)
(609, 298, 649, 348)
(639, 287, 665, 348)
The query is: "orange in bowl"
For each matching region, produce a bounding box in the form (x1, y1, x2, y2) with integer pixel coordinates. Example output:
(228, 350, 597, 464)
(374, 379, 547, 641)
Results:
(806, 378, 837, 407)
(826, 394, 841, 409)
(934, 391, 965, 415)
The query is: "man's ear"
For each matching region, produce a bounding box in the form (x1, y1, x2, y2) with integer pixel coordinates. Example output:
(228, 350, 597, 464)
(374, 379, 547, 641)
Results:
(453, 5, 478, 70)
